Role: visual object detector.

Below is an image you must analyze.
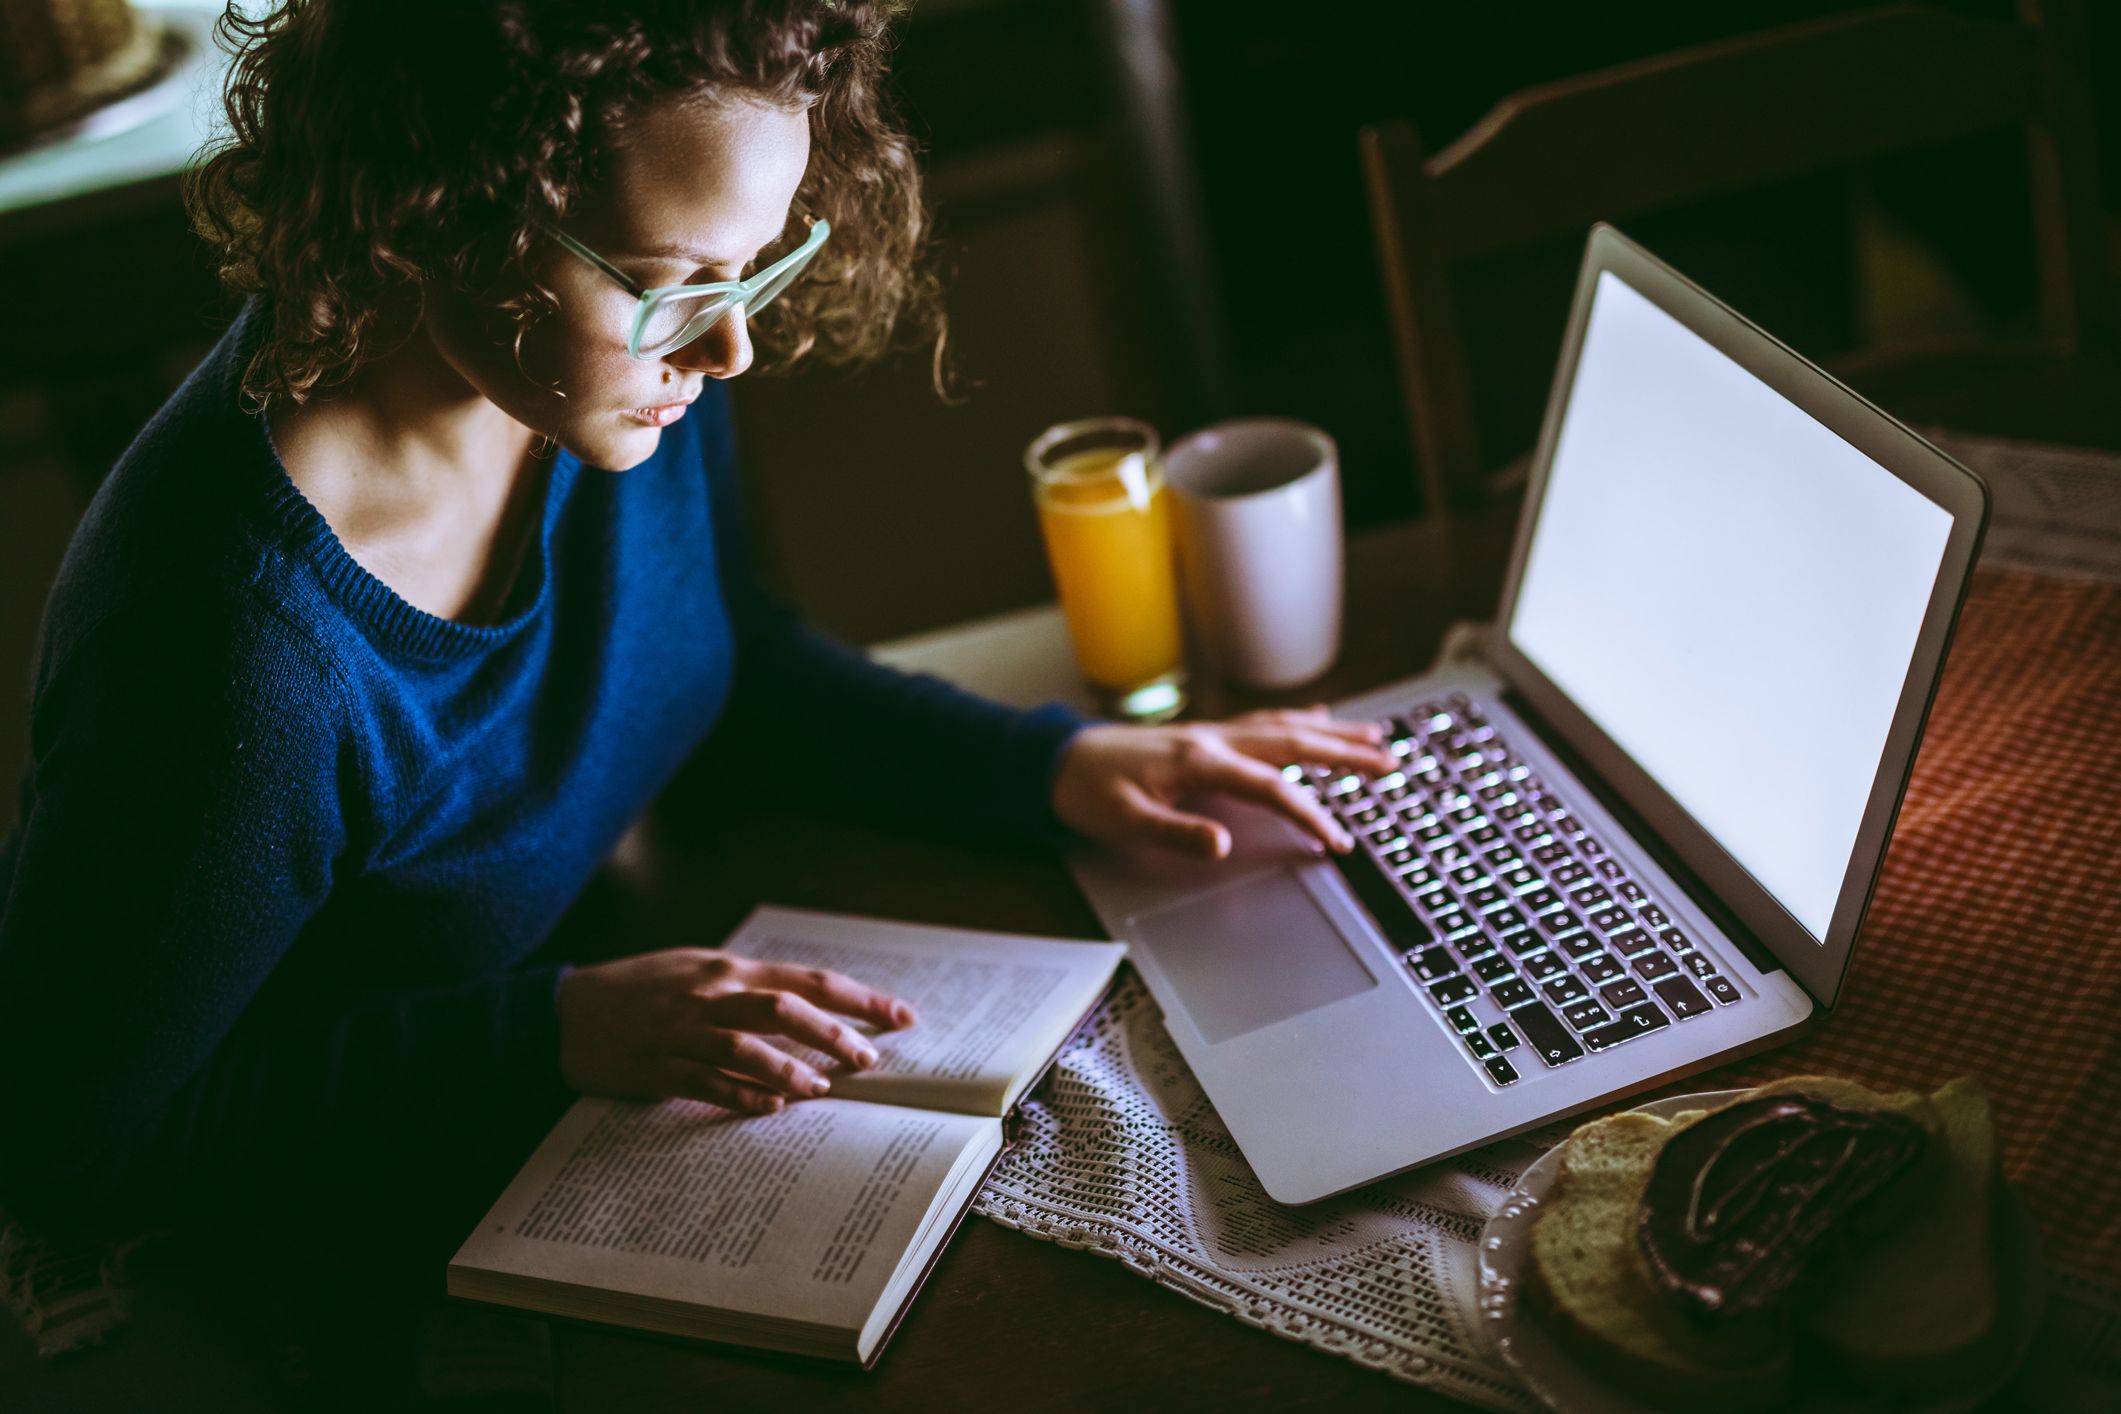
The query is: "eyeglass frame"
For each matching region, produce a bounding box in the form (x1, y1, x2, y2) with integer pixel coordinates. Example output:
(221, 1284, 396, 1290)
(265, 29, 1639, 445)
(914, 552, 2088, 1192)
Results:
(533, 208, 831, 360)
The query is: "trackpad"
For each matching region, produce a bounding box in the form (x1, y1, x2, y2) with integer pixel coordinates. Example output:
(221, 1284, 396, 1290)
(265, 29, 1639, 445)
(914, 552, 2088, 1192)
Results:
(1132, 870, 1377, 1044)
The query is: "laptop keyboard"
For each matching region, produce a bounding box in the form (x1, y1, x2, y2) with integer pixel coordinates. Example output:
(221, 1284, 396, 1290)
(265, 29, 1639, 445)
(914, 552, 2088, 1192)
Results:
(1288, 692, 1742, 1087)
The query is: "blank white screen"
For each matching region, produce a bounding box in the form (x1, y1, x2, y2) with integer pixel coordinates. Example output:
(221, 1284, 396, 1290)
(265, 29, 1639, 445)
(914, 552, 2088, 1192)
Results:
(1509, 272, 1954, 941)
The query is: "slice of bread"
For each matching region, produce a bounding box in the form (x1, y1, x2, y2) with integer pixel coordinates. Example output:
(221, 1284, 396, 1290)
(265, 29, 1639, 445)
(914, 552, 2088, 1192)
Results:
(1523, 1111, 1791, 1412)
(1805, 1075, 2004, 1391)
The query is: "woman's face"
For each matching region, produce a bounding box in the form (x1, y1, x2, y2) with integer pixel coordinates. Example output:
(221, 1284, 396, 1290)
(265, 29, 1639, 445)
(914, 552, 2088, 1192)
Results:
(427, 93, 812, 471)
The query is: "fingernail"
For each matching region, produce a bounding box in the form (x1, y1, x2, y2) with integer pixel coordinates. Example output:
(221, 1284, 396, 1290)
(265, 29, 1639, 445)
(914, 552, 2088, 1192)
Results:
(808, 1074, 832, 1096)
(1334, 829, 1355, 852)
(761, 1096, 784, 1113)
(892, 1003, 915, 1027)
(857, 1043, 880, 1067)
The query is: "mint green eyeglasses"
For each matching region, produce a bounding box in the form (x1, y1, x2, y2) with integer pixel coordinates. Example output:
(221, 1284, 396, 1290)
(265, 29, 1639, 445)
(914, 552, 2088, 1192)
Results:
(537, 210, 831, 359)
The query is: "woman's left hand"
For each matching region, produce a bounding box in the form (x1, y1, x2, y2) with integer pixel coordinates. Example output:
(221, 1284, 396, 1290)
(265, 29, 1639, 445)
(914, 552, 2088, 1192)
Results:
(1051, 707, 1400, 860)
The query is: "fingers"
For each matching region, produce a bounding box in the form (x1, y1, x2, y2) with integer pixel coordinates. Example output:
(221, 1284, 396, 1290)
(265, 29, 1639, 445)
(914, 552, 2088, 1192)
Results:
(1187, 750, 1356, 853)
(1274, 728, 1399, 777)
(1117, 782, 1232, 859)
(662, 1057, 788, 1116)
(1228, 709, 1395, 775)
(753, 962, 916, 1032)
(714, 988, 883, 1073)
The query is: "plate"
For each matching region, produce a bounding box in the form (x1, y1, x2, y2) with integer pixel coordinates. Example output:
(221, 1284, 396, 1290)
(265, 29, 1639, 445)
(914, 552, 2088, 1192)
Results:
(1477, 1089, 2045, 1414)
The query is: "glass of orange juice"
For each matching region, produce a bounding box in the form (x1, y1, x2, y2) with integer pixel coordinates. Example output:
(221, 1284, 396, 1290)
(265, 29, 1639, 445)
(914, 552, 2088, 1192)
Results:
(1025, 417, 1187, 722)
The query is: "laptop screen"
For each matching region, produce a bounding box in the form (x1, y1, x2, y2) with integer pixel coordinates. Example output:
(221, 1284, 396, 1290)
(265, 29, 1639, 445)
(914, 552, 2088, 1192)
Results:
(1506, 270, 1955, 943)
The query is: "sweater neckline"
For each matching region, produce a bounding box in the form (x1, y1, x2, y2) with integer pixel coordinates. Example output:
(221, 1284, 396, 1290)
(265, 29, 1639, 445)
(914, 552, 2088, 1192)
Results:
(225, 312, 587, 658)
(255, 439, 583, 659)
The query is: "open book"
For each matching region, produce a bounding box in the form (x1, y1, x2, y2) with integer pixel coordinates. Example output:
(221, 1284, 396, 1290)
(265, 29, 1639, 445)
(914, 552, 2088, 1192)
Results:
(447, 907, 1125, 1366)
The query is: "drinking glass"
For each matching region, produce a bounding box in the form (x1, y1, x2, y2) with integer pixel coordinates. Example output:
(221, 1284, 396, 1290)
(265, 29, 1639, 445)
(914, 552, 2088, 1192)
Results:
(1025, 417, 1188, 722)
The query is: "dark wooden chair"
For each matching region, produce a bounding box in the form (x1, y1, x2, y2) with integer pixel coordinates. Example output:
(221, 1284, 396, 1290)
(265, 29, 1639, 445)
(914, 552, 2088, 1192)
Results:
(1360, 0, 2115, 519)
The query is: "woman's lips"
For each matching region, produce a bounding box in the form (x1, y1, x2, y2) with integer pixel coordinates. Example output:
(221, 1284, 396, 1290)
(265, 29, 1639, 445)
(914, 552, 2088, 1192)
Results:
(626, 401, 692, 428)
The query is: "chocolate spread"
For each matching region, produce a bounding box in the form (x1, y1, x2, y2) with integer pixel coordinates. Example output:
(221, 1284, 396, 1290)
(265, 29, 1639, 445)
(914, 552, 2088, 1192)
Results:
(1636, 1094, 1927, 1323)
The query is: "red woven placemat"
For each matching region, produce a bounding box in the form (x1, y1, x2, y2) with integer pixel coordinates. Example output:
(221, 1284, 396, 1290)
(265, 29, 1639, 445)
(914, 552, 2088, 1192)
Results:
(1683, 565, 2121, 1295)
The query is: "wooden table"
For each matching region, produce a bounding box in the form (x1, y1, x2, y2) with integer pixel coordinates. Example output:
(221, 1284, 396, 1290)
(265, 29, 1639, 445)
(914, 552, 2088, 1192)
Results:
(540, 503, 1525, 1412)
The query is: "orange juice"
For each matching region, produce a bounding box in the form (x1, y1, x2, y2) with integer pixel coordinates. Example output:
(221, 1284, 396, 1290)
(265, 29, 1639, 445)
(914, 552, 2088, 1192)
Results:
(1034, 449, 1185, 696)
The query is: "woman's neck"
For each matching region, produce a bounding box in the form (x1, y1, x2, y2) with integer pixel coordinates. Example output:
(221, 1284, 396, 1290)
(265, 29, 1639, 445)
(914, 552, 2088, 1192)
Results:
(267, 316, 556, 625)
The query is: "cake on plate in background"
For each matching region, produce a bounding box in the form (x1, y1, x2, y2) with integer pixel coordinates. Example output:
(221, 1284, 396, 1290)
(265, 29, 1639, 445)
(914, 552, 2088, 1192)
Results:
(0, 0, 180, 146)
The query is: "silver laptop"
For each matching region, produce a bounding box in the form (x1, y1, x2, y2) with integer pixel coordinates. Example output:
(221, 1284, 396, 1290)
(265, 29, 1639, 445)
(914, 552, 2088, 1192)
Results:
(1069, 225, 1989, 1205)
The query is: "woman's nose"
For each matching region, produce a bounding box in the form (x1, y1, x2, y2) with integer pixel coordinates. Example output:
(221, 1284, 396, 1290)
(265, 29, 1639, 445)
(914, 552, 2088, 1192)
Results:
(668, 306, 753, 379)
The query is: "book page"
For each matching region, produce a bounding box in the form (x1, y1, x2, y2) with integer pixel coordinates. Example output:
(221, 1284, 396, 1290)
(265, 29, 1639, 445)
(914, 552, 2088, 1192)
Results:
(449, 1096, 995, 1348)
(723, 906, 1126, 1115)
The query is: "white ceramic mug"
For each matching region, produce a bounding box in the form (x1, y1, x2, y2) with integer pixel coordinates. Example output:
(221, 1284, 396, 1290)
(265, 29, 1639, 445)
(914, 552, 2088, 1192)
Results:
(1162, 418, 1344, 691)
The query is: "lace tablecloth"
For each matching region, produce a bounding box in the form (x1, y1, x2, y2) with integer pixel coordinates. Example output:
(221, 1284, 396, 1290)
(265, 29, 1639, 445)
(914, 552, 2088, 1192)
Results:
(977, 973, 1560, 1411)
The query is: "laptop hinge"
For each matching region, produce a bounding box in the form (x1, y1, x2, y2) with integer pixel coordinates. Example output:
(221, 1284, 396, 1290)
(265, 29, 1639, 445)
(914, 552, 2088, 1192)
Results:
(1496, 685, 1797, 994)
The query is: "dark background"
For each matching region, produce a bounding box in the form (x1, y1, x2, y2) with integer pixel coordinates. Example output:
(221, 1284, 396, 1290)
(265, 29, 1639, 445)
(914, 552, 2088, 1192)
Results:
(4, 0, 2119, 823)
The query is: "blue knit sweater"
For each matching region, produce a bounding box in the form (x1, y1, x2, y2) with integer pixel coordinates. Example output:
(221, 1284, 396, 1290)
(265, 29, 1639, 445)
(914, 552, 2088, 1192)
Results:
(0, 302, 1085, 1242)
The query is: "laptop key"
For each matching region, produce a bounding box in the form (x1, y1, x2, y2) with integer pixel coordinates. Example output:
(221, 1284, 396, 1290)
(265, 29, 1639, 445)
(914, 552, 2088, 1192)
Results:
(1574, 884, 1614, 909)
(1490, 978, 1536, 1009)
(1578, 951, 1624, 985)
(1430, 976, 1478, 1006)
(1684, 953, 1717, 979)
(1532, 841, 1572, 865)
(1500, 865, 1537, 889)
(1588, 907, 1631, 932)
(1653, 975, 1713, 1019)
(1490, 907, 1528, 933)
(1523, 888, 1560, 912)
(1618, 880, 1648, 904)
(1541, 975, 1589, 1007)
(1510, 1001, 1585, 1066)
(1473, 954, 1515, 983)
(1445, 1004, 1479, 1032)
(1704, 975, 1741, 1006)
(1465, 1031, 1497, 1059)
(1551, 861, 1592, 887)
(1451, 863, 1484, 886)
(1483, 1055, 1521, 1086)
(1505, 930, 1551, 957)
(1609, 927, 1658, 957)
(1453, 933, 1499, 964)
(1539, 909, 1583, 935)
(1523, 951, 1568, 981)
(1614, 1002, 1671, 1037)
(1408, 947, 1458, 983)
(1578, 1016, 1646, 1052)
(1640, 906, 1671, 929)
(1562, 998, 1610, 1030)
(1596, 858, 1626, 880)
(1466, 886, 1509, 910)
(1487, 1022, 1520, 1052)
(1599, 977, 1649, 1010)
(1658, 927, 1691, 951)
(1632, 950, 1682, 983)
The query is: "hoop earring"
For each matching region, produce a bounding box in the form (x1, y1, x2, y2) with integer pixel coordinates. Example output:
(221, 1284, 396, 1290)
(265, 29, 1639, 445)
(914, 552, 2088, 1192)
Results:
(511, 304, 568, 401)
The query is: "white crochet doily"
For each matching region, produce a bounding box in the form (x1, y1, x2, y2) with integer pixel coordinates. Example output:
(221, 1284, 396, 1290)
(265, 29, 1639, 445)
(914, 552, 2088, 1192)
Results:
(976, 972, 1571, 1411)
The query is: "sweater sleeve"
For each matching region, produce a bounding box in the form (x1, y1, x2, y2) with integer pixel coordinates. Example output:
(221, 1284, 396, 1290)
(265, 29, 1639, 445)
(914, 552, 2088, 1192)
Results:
(0, 601, 572, 1243)
(697, 396, 1092, 848)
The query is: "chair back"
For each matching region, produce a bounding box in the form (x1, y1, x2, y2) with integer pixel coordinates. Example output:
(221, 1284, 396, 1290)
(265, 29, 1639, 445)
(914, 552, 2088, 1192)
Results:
(1360, 0, 2109, 516)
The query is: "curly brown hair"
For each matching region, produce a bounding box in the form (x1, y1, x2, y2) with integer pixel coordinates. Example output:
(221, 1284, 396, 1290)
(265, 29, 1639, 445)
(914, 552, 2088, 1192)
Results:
(186, 0, 940, 410)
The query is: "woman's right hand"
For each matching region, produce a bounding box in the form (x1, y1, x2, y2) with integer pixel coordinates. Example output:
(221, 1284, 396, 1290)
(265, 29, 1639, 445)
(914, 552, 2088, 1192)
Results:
(555, 948, 917, 1115)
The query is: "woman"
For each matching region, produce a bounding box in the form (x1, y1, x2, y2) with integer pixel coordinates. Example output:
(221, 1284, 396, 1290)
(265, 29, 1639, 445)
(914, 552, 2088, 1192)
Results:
(0, 0, 1392, 1252)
